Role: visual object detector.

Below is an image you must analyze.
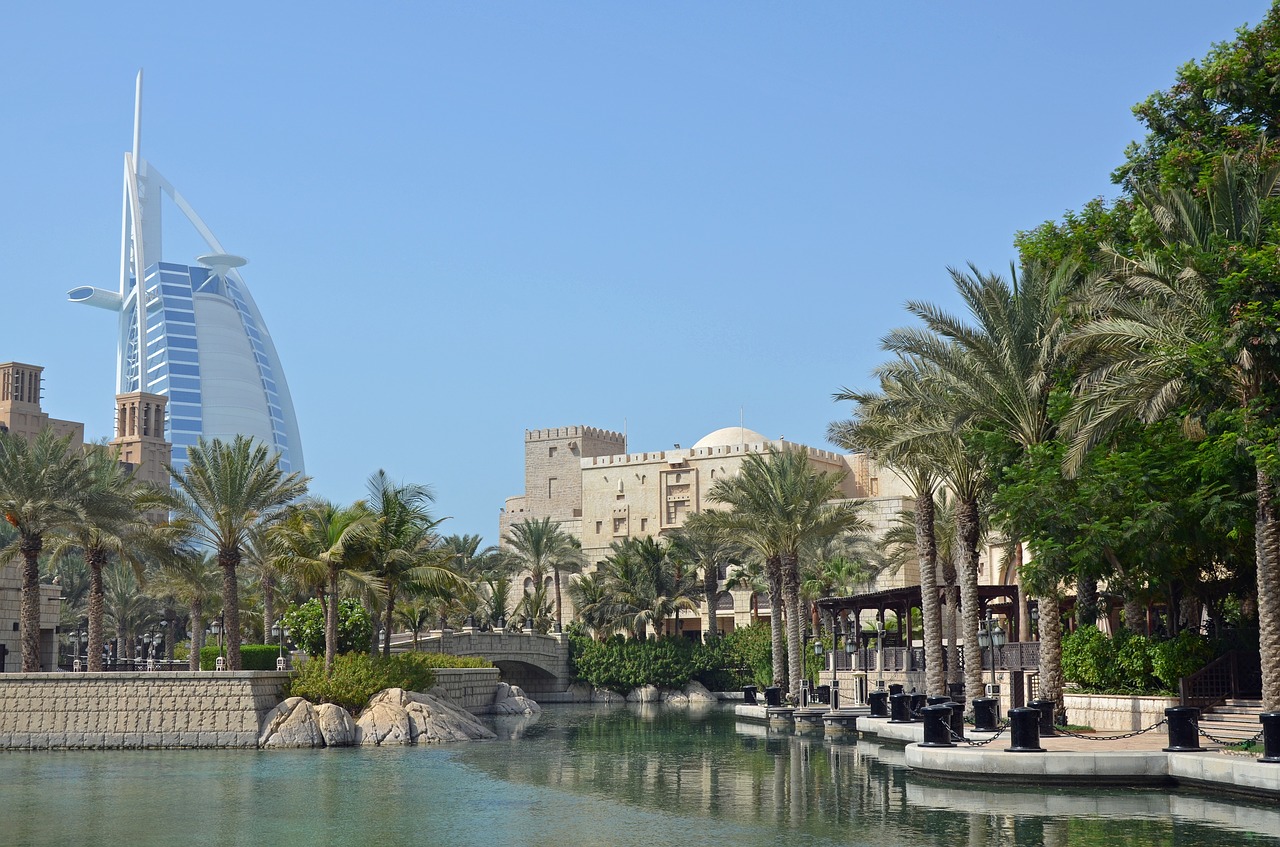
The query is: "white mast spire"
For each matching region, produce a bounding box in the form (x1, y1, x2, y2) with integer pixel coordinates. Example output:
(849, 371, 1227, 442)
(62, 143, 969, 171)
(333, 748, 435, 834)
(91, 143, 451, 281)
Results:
(132, 70, 142, 174)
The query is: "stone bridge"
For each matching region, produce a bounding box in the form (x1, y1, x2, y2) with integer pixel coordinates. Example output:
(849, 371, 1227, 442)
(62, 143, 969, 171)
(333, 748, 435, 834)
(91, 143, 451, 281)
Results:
(392, 629, 573, 698)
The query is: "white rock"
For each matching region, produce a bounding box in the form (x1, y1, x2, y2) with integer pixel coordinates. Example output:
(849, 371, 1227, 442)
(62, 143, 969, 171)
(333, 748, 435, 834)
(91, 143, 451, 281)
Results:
(259, 697, 324, 748)
(683, 680, 717, 702)
(316, 703, 356, 747)
(355, 700, 412, 746)
(662, 689, 690, 706)
(592, 688, 625, 704)
(567, 682, 595, 702)
(626, 684, 661, 703)
(491, 683, 541, 716)
(365, 688, 496, 743)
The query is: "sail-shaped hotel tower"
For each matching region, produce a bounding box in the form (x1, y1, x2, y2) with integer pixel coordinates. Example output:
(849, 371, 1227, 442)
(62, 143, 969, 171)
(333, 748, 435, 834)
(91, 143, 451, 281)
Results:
(68, 73, 303, 476)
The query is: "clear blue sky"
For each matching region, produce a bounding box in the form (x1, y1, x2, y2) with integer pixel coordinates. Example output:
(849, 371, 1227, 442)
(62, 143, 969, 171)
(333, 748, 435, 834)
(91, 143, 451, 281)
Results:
(1, 2, 1269, 540)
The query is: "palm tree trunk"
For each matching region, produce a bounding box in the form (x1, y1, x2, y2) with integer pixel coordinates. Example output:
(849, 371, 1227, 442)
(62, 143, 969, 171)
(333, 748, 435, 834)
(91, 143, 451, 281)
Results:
(189, 601, 204, 671)
(263, 573, 276, 646)
(915, 491, 944, 696)
(1256, 467, 1280, 710)
(326, 565, 339, 672)
(766, 555, 785, 692)
(553, 567, 564, 630)
(382, 584, 395, 657)
(20, 535, 42, 672)
(219, 548, 242, 671)
(704, 563, 718, 641)
(1014, 545, 1031, 642)
(1076, 575, 1099, 628)
(956, 496, 983, 704)
(1038, 594, 1065, 716)
(782, 552, 803, 697)
(87, 550, 106, 672)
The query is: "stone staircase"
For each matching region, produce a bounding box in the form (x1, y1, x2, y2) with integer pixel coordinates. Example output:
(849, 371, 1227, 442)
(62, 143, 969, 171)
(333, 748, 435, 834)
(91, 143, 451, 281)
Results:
(1199, 699, 1266, 745)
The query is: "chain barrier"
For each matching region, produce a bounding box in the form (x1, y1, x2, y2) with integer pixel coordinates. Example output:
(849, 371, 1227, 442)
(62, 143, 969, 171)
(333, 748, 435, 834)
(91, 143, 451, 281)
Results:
(946, 721, 1009, 747)
(1052, 718, 1167, 742)
(1198, 723, 1266, 748)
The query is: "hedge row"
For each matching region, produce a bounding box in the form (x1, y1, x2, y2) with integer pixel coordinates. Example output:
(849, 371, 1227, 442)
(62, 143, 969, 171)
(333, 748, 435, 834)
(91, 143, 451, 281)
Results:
(568, 622, 772, 694)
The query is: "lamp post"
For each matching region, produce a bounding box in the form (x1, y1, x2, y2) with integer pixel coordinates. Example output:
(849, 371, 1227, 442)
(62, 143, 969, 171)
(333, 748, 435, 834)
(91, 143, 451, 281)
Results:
(210, 616, 224, 669)
(147, 629, 162, 671)
(74, 620, 86, 671)
(977, 614, 1007, 695)
(812, 639, 824, 690)
(875, 621, 886, 690)
(271, 620, 288, 670)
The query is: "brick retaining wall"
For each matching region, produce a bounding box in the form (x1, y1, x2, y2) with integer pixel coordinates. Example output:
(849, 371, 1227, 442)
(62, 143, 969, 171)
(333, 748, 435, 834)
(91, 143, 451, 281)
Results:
(432, 667, 502, 712)
(0, 672, 289, 749)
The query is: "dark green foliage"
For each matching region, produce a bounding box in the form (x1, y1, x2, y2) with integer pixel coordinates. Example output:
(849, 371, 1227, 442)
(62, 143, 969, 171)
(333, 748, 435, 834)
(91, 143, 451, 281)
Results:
(200, 644, 281, 671)
(286, 651, 441, 714)
(1061, 625, 1215, 694)
(569, 623, 771, 694)
(282, 598, 372, 658)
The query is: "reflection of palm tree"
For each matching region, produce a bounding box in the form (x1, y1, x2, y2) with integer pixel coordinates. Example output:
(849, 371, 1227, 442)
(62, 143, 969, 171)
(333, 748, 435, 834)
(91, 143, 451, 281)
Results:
(165, 435, 308, 670)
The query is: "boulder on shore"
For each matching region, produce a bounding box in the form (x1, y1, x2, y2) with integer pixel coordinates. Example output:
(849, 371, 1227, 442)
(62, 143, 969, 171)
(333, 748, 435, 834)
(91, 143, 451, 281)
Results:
(626, 684, 661, 703)
(682, 680, 717, 702)
(592, 688, 625, 704)
(491, 683, 541, 716)
(259, 697, 324, 749)
(316, 703, 356, 747)
(363, 688, 496, 744)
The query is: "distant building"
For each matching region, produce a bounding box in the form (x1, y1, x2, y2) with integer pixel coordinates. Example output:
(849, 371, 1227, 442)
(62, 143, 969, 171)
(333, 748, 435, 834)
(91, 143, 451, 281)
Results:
(500, 424, 915, 635)
(66, 71, 303, 477)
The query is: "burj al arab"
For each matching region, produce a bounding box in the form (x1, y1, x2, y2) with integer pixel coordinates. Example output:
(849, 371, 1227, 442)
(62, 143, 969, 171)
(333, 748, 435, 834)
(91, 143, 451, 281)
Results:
(68, 72, 304, 476)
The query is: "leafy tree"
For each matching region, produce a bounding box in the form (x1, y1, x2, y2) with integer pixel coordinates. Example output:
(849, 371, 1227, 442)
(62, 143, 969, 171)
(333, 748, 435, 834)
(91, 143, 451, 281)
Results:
(283, 597, 373, 658)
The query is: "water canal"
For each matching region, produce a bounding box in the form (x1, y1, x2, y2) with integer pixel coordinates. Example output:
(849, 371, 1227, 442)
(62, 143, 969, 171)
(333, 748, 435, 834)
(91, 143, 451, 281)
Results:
(4, 705, 1279, 846)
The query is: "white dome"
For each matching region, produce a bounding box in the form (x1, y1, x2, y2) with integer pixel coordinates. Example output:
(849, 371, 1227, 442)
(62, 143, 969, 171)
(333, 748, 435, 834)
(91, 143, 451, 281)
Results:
(691, 426, 769, 450)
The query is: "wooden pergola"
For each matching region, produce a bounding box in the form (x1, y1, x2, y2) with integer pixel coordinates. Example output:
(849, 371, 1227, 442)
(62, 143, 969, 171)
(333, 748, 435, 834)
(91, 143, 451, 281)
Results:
(816, 583, 1031, 647)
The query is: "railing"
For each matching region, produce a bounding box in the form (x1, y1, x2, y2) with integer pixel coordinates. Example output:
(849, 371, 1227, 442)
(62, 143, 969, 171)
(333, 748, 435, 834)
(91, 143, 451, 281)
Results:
(1178, 650, 1264, 710)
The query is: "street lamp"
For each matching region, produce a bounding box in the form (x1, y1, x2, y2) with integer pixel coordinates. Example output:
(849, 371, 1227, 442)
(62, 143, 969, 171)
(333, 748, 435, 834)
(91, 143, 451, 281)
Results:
(875, 621, 886, 690)
(271, 620, 288, 669)
(812, 639, 824, 690)
(210, 616, 224, 669)
(976, 614, 1007, 695)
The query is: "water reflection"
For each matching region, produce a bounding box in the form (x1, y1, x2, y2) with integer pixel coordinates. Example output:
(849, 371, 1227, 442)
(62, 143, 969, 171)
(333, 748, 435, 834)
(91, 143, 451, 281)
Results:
(457, 705, 1280, 846)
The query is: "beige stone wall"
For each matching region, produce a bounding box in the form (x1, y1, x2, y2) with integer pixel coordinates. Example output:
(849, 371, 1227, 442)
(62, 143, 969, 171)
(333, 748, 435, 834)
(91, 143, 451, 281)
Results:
(0, 563, 63, 672)
(432, 667, 503, 713)
(1064, 693, 1179, 733)
(499, 425, 625, 544)
(0, 672, 289, 749)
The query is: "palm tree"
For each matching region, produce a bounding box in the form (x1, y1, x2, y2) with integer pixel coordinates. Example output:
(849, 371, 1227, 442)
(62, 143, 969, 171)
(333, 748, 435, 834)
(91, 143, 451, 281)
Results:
(830, 386, 948, 697)
(1066, 146, 1280, 708)
(45, 444, 154, 671)
(566, 571, 614, 639)
(703, 447, 868, 696)
(668, 514, 740, 640)
(725, 557, 768, 625)
(394, 599, 433, 650)
(363, 470, 466, 657)
(102, 560, 159, 662)
(594, 536, 698, 639)
(0, 429, 93, 671)
(164, 436, 308, 670)
(147, 547, 220, 670)
(503, 517, 583, 631)
(271, 498, 375, 671)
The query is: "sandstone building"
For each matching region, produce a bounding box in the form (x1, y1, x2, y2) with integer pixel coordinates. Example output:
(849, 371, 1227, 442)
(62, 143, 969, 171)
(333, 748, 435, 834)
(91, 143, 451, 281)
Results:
(500, 424, 916, 635)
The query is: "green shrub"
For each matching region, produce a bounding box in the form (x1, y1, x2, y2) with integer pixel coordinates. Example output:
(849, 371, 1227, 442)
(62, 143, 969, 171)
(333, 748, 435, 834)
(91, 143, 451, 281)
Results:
(282, 598, 373, 657)
(286, 652, 440, 714)
(408, 652, 493, 669)
(569, 626, 765, 694)
(1151, 630, 1215, 691)
(718, 622, 773, 689)
(1062, 625, 1215, 695)
(199, 643, 284, 671)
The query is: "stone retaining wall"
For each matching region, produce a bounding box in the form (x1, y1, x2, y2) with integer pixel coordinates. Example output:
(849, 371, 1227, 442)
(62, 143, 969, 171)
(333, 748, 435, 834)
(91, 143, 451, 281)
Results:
(1064, 693, 1179, 732)
(432, 667, 502, 712)
(0, 672, 289, 749)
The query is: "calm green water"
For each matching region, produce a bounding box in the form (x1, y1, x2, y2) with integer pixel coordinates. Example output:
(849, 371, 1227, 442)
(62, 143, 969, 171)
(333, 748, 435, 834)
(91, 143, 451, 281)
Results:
(4, 705, 1279, 847)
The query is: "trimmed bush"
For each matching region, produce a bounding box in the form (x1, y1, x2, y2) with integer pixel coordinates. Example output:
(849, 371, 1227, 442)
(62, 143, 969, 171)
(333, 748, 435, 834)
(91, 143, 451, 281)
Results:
(1062, 625, 1216, 695)
(200, 643, 284, 671)
(286, 652, 440, 714)
(569, 625, 765, 694)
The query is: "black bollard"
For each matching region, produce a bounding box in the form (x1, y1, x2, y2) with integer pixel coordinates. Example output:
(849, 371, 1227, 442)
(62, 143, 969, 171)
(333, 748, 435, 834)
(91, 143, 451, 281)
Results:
(909, 693, 927, 719)
(889, 683, 904, 696)
(764, 686, 782, 707)
(948, 701, 966, 741)
(868, 690, 889, 718)
(927, 695, 951, 706)
(972, 697, 999, 732)
(919, 704, 956, 748)
(1260, 712, 1280, 764)
(1163, 706, 1204, 752)
(890, 692, 913, 723)
(1028, 698, 1056, 736)
(1005, 707, 1046, 752)
(742, 685, 758, 706)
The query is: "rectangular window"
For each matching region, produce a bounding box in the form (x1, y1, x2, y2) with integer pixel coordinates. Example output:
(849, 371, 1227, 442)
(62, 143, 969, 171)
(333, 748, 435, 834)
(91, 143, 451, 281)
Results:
(169, 363, 200, 377)
(548, 446, 558, 458)
(547, 477, 557, 498)
(595, 521, 603, 534)
(613, 518, 626, 533)
(640, 518, 648, 531)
